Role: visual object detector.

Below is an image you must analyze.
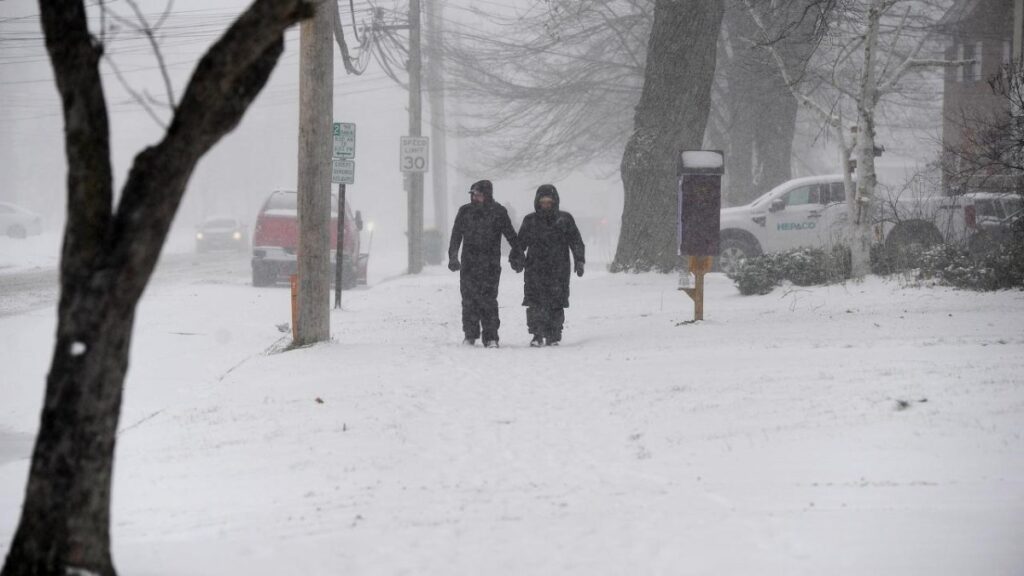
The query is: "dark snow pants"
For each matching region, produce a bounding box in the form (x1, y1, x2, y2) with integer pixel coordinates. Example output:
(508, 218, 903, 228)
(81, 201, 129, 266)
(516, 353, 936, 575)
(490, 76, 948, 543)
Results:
(526, 307, 565, 341)
(461, 266, 501, 341)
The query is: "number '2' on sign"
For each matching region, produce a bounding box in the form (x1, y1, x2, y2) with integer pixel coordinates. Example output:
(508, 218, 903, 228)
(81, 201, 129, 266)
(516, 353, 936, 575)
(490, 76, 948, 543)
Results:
(400, 136, 429, 173)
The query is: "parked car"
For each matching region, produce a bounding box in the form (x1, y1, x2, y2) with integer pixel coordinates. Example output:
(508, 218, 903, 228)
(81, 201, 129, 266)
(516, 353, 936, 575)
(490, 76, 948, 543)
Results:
(195, 216, 247, 252)
(717, 175, 966, 274)
(250, 190, 368, 287)
(0, 202, 43, 239)
(953, 192, 1024, 255)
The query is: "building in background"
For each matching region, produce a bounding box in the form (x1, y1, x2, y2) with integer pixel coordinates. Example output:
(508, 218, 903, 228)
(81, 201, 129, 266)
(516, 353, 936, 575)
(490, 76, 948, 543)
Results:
(940, 0, 1024, 193)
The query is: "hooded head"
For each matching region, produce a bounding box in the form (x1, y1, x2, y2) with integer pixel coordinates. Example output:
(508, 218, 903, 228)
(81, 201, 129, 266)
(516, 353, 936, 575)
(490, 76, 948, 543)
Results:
(534, 184, 560, 212)
(469, 180, 494, 203)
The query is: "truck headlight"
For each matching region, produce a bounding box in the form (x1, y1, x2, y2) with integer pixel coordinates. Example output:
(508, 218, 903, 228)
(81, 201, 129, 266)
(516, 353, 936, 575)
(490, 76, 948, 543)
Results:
(233, 231, 242, 240)
(196, 232, 204, 240)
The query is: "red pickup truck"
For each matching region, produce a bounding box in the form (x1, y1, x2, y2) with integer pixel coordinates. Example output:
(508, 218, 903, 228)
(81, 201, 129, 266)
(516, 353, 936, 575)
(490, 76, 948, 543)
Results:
(251, 190, 368, 287)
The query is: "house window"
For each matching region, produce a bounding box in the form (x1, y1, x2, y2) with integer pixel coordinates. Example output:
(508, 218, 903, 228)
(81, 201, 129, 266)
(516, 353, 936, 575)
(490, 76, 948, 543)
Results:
(959, 41, 983, 82)
(974, 41, 984, 80)
(958, 43, 965, 82)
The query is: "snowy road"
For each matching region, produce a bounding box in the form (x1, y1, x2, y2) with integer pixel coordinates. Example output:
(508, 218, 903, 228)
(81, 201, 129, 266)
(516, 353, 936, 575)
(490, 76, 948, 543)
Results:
(1, 262, 1023, 575)
(0, 249, 252, 317)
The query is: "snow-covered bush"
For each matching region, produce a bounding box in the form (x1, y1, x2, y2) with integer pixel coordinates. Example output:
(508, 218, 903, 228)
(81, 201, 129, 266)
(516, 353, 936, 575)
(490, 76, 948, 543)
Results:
(727, 246, 851, 295)
(728, 253, 783, 295)
(916, 234, 1024, 291)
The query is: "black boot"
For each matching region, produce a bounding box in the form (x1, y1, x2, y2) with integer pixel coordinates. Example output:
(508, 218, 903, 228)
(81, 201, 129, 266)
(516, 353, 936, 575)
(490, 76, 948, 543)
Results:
(530, 334, 544, 347)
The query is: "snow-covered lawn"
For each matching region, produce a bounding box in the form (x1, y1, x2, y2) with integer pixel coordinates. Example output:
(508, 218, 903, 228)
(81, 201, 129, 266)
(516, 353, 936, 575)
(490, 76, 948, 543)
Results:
(1, 265, 1022, 575)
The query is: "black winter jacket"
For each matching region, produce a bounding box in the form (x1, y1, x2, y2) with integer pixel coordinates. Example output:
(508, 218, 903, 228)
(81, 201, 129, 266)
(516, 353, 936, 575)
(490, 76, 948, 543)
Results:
(517, 187, 585, 308)
(448, 198, 517, 271)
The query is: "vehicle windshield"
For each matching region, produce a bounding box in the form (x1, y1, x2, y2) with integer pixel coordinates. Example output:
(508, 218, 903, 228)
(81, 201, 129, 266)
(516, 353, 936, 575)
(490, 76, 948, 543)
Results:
(749, 178, 845, 208)
(204, 219, 237, 229)
(266, 192, 338, 214)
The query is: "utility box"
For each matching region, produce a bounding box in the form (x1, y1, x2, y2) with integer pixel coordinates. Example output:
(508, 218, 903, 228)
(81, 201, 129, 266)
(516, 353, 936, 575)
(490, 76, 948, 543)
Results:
(677, 150, 724, 257)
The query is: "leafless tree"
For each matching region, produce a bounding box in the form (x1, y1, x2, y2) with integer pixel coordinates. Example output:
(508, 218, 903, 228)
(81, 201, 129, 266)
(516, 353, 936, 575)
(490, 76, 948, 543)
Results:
(611, 0, 725, 271)
(1, 1, 314, 574)
(444, 0, 824, 186)
(443, 0, 649, 176)
(745, 0, 962, 277)
(717, 0, 826, 205)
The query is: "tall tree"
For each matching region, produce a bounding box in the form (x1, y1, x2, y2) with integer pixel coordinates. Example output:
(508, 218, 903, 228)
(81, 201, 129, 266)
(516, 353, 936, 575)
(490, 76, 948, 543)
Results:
(611, 0, 725, 272)
(720, 0, 826, 205)
(745, 0, 959, 277)
(1, 1, 313, 575)
(444, 0, 649, 175)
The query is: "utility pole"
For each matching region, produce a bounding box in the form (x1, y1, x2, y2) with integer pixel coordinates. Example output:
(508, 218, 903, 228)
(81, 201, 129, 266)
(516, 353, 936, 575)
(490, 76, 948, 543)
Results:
(426, 0, 450, 245)
(407, 0, 424, 274)
(296, 0, 333, 344)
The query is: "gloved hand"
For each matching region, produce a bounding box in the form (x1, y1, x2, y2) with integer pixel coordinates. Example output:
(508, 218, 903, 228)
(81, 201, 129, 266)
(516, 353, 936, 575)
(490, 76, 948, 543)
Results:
(575, 261, 585, 277)
(510, 253, 525, 273)
(448, 259, 461, 272)
(511, 261, 524, 273)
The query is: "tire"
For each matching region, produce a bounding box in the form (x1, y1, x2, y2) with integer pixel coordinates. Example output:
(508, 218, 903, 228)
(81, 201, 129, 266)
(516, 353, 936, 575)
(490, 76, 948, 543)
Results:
(7, 225, 26, 239)
(718, 237, 758, 276)
(342, 263, 359, 289)
(884, 222, 942, 270)
(252, 264, 272, 287)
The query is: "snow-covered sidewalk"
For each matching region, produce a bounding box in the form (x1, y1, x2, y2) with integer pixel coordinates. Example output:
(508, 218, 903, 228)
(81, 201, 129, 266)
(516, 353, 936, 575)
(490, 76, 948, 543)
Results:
(1, 266, 1023, 575)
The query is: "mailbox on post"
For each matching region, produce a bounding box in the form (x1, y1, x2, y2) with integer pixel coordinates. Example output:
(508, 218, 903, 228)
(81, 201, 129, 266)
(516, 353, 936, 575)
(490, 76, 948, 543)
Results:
(677, 150, 724, 322)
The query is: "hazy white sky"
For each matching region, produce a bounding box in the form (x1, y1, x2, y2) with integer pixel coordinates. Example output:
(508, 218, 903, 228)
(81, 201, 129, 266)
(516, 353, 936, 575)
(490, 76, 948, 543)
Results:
(0, 0, 617, 262)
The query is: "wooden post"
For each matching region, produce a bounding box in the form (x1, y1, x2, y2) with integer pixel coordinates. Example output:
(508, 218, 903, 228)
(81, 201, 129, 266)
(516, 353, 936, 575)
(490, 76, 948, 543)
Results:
(334, 182, 345, 309)
(426, 0, 449, 246)
(290, 274, 299, 341)
(680, 255, 713, 321)
(296, 0, 333, 344)
(407, 0, 424, 274)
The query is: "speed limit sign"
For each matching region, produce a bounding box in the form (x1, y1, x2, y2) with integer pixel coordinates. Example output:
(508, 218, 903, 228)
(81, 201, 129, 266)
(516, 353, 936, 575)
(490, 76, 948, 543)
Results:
(399, 136, 429, 173)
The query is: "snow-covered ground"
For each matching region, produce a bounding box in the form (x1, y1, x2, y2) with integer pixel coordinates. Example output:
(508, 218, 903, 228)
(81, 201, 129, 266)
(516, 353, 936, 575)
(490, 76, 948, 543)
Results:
(1, 256, 1023, 575)
(0, 231, 62, 274)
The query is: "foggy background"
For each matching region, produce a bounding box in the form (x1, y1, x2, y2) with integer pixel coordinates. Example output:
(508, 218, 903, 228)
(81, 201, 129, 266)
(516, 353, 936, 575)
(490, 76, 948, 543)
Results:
(0, 0, 945, 275)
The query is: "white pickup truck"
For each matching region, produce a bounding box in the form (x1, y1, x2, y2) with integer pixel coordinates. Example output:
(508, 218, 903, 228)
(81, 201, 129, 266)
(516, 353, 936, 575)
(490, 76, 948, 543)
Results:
(717, 174, 1020, 273)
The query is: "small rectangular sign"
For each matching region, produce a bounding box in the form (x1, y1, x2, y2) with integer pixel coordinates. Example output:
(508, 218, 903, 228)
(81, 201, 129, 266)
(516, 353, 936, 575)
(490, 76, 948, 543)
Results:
(332, 159, 355, 185)
(678, 174, 722, 256)
(333, 122, 356, 159)
(400, 136, 429, 173)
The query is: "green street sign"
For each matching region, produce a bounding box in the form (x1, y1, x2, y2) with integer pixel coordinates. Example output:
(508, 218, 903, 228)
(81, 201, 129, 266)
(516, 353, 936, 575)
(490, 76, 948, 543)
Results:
(333, 122, 356, 159)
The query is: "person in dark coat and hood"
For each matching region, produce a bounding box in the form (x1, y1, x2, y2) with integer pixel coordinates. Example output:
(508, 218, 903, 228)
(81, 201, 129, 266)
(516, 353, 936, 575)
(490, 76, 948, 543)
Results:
(448, 179, 519, 348)
(513, 184, 585, 346)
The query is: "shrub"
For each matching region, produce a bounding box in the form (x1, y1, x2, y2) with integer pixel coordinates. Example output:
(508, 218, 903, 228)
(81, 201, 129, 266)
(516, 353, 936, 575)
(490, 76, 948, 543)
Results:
(916, 233, 1024, 291)
(728, 246, 851, 295)
(728, 253, 783, 295)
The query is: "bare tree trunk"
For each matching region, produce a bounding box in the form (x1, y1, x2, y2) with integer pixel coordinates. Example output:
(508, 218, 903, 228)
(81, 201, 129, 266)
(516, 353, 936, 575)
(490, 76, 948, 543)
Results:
(613, 0, 725, 272)
(2, 2, 312, 574)
(850, 0, 883, 278)
(724, 46, 756, 205)
(754, 86, 797, 191)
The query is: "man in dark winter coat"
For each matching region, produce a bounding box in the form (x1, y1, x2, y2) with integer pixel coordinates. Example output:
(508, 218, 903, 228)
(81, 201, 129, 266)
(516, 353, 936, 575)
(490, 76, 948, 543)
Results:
(513, 184, 585, 346)
(448, 180, 519, 348)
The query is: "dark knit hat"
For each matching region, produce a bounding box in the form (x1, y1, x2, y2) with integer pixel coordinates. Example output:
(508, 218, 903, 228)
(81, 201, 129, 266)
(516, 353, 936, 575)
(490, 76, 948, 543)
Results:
(469, 180, 494, 198)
